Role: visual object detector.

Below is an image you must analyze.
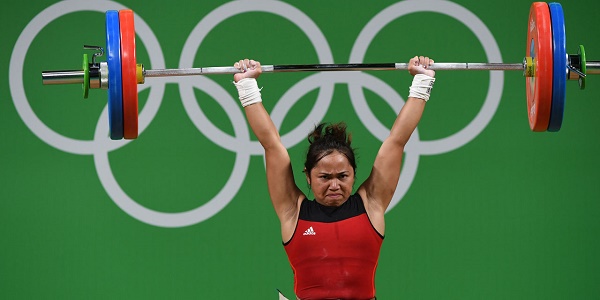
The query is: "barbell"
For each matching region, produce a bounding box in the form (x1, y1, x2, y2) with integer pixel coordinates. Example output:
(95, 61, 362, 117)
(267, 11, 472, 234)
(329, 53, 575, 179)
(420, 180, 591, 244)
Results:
(41, 2, 599, 140)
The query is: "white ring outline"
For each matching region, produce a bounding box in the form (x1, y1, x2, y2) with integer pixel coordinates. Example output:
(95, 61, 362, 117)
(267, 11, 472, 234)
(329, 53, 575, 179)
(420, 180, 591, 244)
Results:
(178, 0, 335, 154)
(350, 0, 503, 156)
(9, 0, 504, 227)
(94, 78, 250, 227)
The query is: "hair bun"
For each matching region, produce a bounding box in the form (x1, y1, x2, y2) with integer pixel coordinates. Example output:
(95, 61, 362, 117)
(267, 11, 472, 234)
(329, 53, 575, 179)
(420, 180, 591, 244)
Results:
(308, 122, 352, 146)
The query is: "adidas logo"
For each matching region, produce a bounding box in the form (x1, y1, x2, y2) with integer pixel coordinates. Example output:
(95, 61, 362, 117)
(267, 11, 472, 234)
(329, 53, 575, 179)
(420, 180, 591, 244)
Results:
(303, 226, 316, 236)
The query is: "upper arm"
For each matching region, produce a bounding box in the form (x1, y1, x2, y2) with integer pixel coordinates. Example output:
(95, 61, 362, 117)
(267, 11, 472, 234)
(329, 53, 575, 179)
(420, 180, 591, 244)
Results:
(264, 143, 304, 224)
(243, 103, 303, 226)
(359, 139, 405, 213)
(360, 97, 426, 212)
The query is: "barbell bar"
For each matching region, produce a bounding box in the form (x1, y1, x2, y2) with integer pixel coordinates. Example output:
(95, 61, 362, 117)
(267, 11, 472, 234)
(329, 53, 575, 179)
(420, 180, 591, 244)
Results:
(41, 2, 599, 140)
(41, 63, 531, 84)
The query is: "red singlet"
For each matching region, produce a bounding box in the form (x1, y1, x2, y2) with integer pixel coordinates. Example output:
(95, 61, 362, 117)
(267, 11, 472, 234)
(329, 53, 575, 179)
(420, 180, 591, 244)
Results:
(283, 194, 384, 299)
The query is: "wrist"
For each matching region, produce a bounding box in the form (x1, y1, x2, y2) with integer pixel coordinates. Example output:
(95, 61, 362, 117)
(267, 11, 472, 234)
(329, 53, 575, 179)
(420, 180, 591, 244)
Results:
(408, 74, 435, 102)
(233, 78, 262, 107)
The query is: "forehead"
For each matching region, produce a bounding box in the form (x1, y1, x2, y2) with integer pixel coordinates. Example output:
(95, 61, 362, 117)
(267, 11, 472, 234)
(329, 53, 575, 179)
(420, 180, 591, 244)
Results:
(312, 152, 352, 172)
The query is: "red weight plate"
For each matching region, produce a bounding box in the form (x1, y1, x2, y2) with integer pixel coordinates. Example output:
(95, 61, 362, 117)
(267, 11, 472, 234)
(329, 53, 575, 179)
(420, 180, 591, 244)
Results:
(526, 2, 553, 132)
(119, 9, 139, 139)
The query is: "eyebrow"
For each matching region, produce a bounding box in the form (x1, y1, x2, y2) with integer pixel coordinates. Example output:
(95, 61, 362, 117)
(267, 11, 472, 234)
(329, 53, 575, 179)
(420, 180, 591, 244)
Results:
(317, 171, 350, 176)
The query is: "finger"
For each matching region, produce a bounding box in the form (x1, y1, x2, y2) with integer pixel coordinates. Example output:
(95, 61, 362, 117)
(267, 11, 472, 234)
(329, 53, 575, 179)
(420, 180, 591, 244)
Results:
(411, 56, 419, 66)
(421, 56, 429, 68)
(238, 59, 245, 71)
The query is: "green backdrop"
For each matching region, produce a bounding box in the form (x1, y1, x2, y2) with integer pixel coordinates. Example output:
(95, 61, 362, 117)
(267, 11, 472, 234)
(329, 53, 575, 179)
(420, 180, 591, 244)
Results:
(2, 0, 600, 299)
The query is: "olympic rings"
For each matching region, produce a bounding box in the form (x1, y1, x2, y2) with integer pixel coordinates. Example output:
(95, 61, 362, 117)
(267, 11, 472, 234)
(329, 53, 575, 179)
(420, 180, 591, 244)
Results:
(10, 0, 504, 227)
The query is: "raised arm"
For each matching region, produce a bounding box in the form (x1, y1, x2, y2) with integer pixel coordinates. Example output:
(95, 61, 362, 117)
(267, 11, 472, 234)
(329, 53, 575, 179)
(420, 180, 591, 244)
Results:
(358, 56, 436, 232)
(233, 59, 304, 237)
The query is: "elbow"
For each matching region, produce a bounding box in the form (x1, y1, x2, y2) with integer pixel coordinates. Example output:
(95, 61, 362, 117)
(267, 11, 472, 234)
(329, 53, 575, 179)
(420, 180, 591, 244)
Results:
(261, 136, 285, 152)
(386, 135, 409, 149)
(256, 132, 282, 150)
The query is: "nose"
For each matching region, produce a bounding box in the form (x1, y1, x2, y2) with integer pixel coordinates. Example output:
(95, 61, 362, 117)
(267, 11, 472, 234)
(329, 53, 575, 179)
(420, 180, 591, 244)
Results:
(329, 179, 339, 190)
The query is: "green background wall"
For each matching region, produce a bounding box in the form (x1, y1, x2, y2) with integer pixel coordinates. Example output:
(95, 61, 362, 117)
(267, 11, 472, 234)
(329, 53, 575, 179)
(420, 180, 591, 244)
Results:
(2, 0, 600, 299)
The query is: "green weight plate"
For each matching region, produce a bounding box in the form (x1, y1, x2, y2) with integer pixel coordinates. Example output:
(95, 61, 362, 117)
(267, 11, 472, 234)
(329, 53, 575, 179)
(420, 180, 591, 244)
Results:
(579, 44, 586, 89)
(83, 53, 89, 99)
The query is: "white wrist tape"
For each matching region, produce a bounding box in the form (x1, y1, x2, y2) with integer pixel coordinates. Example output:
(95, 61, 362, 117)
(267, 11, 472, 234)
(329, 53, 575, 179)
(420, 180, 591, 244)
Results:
(408, 74, 435, 102)
(233, 78, 263, 107)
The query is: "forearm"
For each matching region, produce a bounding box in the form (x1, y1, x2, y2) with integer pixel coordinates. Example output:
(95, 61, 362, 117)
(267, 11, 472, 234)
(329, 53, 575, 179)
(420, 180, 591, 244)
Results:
(244, 103, 283, 150)
(233, 76, 282, 150)
(388, 97, 426, 146)
(387, 70, 435, 145)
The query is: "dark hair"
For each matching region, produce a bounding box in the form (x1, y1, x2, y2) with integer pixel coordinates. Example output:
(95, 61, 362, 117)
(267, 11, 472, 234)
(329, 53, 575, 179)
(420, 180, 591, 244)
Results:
(304, 122, 357, 176)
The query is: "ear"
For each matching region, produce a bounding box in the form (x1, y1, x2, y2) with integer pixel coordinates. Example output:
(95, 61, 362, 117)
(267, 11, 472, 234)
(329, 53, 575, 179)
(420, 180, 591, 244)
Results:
(304, 168, 311, 185)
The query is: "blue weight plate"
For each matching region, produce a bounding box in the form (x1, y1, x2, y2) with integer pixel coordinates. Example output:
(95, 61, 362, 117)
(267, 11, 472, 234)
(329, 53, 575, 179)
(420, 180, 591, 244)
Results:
(548, 2, 566, 132)
(106, 10, 124, 139)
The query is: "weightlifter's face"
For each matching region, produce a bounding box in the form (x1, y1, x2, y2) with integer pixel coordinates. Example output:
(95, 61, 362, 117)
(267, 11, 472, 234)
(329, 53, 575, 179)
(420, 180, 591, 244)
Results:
(307, 151, 355, 207)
